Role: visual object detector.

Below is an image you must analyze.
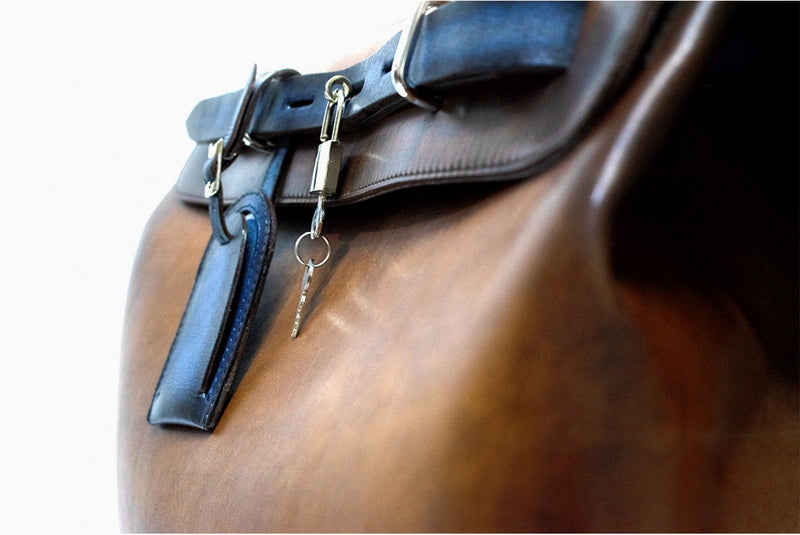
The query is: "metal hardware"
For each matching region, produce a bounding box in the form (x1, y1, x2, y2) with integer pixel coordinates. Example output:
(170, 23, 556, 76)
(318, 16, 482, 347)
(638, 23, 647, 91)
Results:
(320, 75, 351, 142)
(310, 75, 352, 238)
(311, 140, 345, 198)
(391, 1, 448, 112)
(294, 231, 331, 268)
(291, 260, 315, 339)
(311, 75, 351, 201)
(310, 195, 326, 240)
(291, 232, 332, 339)
(204, 138, 224, 198)
(291, 75, 352, 338)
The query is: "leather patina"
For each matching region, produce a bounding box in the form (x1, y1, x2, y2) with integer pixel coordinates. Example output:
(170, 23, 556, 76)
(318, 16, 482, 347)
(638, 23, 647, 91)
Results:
(147, 192, 277, 430)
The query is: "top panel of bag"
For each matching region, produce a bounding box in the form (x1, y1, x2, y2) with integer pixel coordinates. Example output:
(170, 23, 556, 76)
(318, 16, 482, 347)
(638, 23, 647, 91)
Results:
(175, 2, 662, 207)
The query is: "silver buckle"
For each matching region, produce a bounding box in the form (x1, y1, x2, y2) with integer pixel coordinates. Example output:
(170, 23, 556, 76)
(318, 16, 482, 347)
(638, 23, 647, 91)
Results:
(391, 1, 448, 112)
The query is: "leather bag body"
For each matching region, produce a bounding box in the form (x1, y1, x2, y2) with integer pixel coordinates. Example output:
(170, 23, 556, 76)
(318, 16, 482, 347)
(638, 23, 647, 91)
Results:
(118, 2, 798, 531)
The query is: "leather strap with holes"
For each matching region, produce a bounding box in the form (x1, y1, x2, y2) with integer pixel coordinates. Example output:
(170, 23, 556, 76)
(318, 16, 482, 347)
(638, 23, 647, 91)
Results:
(185, 2, 587, 143)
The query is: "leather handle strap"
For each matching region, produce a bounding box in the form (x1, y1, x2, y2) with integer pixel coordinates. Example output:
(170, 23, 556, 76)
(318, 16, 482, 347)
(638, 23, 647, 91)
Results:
(186, 1, 586, 143)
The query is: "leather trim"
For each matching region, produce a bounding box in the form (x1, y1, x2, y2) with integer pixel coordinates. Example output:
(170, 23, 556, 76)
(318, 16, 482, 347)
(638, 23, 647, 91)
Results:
(175, 2, 661, 208)
(147, 191, 277, 430)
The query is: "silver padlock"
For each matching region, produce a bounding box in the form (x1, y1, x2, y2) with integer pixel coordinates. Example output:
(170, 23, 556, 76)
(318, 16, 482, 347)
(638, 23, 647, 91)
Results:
(310, 139, 343, 197)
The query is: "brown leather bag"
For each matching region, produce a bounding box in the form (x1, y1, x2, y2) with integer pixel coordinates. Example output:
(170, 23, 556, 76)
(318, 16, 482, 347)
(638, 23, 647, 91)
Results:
(118, 2, 798, 531)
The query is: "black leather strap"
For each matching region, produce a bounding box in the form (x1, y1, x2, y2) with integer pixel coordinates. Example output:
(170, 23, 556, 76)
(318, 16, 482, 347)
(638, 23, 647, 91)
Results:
(186, 1, 586, 143)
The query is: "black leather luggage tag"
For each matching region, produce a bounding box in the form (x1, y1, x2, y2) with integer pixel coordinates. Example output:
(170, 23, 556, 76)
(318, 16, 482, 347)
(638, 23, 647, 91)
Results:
(148, 191, 276, 430)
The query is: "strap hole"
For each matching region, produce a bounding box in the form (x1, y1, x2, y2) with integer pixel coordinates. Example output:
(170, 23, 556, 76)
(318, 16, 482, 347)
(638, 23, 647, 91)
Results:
(286, 97, 314, 109)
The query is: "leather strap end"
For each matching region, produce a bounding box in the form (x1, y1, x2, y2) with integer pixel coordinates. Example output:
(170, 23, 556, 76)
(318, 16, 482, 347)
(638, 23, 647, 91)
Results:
(148, 192, 276, 430)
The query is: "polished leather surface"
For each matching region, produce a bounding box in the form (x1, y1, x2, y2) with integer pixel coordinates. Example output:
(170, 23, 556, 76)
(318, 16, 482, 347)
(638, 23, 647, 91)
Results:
(120, 1, 799, 531)
(176, 2, 659, 207)
(186, 1, 586, 144)
(147, 192, 276, 430)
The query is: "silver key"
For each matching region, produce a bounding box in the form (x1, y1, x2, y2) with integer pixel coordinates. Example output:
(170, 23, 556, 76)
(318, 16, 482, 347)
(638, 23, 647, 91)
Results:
(291, 259, 316, 339)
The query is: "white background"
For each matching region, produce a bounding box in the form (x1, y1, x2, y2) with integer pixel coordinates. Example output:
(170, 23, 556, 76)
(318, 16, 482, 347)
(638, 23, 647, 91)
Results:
(0, 1, 415, 532)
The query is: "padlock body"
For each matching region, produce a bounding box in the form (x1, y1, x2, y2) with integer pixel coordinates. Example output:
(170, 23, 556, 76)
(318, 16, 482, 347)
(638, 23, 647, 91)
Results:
(310, 140, 343, 196)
